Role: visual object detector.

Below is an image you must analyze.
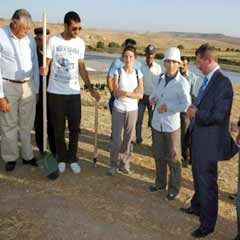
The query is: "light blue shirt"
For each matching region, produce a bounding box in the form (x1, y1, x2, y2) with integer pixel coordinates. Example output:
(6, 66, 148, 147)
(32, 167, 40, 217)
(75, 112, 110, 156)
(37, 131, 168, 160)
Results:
(205, 65, 220, 84)
(107, 57, 142, 78)
(0, 25, 39, 97)
(150, 71, 191, 132)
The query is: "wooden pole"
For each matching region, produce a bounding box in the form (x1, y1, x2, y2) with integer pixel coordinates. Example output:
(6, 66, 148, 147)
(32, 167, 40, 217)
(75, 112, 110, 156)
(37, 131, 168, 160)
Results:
(43, 12, 47, 152)
(93, 99, 98, 167)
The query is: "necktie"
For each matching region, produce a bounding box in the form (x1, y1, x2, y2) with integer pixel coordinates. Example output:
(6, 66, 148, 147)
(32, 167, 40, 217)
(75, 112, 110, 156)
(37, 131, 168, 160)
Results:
(195, 76, 208, 106)
(189, 76, 208, 132)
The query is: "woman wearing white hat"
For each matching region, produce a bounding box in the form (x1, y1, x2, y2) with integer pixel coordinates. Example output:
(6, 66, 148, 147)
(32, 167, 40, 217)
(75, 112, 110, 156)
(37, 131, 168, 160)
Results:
(149, 47, 191, 200)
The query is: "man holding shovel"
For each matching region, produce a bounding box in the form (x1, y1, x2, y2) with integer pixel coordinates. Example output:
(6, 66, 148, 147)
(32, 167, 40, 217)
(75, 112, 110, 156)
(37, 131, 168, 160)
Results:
(34, 27, 56, 157)
(41, 11, 100, 174)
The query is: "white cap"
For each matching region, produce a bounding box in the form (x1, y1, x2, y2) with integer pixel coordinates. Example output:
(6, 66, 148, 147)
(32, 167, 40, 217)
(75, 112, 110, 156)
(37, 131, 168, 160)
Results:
(163, 47, 182, 64)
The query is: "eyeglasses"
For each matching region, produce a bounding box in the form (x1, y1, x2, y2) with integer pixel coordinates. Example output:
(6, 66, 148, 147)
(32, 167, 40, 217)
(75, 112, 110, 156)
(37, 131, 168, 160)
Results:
(72, 26, 82, 31)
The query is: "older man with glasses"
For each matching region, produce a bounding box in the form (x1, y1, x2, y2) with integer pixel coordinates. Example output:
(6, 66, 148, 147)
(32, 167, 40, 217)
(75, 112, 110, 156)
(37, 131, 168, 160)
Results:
(0, 9, 39, 171)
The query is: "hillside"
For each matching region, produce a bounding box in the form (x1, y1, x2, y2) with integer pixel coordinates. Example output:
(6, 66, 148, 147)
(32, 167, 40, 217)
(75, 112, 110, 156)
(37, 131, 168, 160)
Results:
(1, 18, 240, 52)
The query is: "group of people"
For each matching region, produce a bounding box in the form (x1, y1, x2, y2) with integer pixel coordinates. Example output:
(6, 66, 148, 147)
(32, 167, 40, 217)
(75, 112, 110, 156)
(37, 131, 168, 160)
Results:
(0, 8, 240, 239)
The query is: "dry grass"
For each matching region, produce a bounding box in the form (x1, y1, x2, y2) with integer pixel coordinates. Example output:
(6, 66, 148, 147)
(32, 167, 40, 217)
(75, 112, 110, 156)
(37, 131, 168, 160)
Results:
(0, 76, 239, 239)
(0, 18, 240, 238)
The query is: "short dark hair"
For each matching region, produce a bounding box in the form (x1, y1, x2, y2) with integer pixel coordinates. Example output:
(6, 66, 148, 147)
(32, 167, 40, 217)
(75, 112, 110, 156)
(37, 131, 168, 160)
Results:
(181, 56, 190, 63)
(195, 43, 218, 61)
(124, 38, 137, 47)
(64, 11, 81, 25)
(122, 45, 137, 57)
(34, 27, 50, 35)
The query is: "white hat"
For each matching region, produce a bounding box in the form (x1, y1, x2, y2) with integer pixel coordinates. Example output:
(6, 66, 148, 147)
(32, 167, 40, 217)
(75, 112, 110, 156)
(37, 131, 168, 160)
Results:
(163, 47, 182, 64)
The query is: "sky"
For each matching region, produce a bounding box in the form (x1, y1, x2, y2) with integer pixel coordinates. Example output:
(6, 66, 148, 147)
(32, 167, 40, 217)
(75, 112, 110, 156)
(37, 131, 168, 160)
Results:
(0, 0, 239, 37)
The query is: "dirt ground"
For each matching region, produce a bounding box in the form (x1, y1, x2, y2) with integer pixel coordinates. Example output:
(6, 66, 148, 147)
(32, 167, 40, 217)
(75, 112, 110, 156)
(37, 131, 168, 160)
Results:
(0, 83, 239, 240)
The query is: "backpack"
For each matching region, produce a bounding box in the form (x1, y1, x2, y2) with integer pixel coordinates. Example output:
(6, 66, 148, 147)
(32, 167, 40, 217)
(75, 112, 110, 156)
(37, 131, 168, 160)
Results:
(117, 67, 139, 82)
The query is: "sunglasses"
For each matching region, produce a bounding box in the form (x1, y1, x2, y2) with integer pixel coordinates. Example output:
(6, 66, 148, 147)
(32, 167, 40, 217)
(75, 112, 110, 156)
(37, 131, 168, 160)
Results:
(72, 26, 82, 31)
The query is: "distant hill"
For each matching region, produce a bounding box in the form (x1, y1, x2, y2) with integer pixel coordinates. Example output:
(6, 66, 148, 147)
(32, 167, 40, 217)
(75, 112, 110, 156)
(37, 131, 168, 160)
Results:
(156, 31, 240, 45)
(0, 19, 240, 52)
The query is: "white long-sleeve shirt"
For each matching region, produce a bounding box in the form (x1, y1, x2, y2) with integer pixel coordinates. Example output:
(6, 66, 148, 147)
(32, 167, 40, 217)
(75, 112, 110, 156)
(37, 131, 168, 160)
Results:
(0, 25, 39, 97)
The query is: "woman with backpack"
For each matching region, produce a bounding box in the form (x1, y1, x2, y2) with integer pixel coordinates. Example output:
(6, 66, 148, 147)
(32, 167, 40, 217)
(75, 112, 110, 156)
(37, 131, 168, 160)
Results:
(107, 45, 143, 176)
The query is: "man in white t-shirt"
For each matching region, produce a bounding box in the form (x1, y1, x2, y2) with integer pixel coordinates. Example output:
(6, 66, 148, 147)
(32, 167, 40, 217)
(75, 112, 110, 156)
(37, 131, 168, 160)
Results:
(41, 11, 100, 174)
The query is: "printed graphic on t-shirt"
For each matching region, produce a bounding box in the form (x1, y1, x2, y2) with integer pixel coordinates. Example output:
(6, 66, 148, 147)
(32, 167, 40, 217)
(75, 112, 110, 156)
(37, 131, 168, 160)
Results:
(53, 46, 80, 83)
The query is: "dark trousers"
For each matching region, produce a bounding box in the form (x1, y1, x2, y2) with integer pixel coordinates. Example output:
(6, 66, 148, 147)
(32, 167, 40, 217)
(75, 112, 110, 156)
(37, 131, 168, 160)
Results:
(180, 112, 190, 161)
(190, 132, 218, 232)
(34, 96, 56, 155)
(136, 95, 153, 142)
(48, 93, 81, 163)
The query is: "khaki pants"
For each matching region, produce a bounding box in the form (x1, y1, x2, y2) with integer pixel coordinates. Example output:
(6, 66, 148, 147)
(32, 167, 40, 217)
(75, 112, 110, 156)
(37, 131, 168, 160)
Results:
(110, 107, 138, 170)
(152, 128, 181, 195)
(0, 80, 36, 162)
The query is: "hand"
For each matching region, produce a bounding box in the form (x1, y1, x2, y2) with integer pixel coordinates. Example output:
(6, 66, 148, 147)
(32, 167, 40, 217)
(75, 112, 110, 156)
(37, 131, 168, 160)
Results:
(236, 131, 240, 145)
(150, 97, 157, 106)
(40, 66, 49, 76)
(0, 98, 10, 112)
(90, 90, 100, 102)
(117, 90, 128, 98)
(187, 104, 197, 119)
(158, 103, 167, 113)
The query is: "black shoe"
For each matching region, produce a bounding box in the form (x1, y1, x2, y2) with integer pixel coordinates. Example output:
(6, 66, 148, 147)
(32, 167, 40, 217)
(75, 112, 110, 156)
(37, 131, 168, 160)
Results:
(5, 161, 17, 171)
(166, 192, 178, 201)
(22, 158, 38, 167)
(148, 185, 166, 192)
(180, 207, 200, 217)
(118, 167, 131, 174)
(191, 228, 214, 238)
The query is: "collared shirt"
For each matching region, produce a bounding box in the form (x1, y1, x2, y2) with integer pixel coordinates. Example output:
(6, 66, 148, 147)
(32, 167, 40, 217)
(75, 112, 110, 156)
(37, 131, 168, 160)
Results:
(192, 65, 220, 97)
(150, 71, 191, 133)
(0, 25, 39, 97)
(141, 61, 162, 95)
(181, 70, 198, 96)
(107, 58, 142, 78)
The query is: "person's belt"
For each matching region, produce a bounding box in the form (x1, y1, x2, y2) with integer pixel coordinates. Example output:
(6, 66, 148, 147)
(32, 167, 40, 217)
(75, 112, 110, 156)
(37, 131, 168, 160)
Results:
(3, 78, 29, 84)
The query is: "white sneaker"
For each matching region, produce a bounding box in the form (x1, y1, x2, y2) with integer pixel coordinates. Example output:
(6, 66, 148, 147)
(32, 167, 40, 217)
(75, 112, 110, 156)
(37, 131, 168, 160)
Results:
(58, 162, 66, 173)
(70, 162, 81, 174)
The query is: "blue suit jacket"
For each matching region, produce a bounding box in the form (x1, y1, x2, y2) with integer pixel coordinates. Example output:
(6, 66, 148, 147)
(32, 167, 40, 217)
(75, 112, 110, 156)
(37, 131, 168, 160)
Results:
(187, 69, 238, 161)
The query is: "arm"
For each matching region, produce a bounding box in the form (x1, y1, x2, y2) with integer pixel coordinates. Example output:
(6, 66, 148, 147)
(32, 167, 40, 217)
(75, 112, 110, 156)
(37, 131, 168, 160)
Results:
(112, 74, 127, 99)
(0, 45, 10, 112)
(32, 39, 40, 94)
(236, 117, 240, 145)
(79, 60, 100, 102)
(106, 60, 116, 93)
(167, 80, 191, 113)
(125, 78, 143, 100)
(195, 78, 233, 126)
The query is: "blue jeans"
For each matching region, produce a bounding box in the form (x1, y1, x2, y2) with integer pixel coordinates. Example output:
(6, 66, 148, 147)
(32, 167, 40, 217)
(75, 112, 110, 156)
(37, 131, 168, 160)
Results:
(237, 153, 240, 234)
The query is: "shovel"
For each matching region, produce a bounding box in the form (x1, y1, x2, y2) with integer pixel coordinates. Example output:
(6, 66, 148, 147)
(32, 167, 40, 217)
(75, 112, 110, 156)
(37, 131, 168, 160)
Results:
(37, 13, 59, 180)
(93, 99, 98, 167)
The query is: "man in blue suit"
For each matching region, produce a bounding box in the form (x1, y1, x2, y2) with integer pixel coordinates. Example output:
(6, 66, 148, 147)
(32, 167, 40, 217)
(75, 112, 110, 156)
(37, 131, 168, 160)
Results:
(181, 43, 238, 238)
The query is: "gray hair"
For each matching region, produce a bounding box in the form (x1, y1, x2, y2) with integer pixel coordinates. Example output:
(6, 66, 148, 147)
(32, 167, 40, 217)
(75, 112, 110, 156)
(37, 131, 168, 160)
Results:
(11, 9, 32, 26)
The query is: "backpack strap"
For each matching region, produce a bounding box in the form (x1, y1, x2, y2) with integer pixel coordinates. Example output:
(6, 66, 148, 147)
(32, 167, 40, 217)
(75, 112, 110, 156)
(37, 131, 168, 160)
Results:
(117, 67, 121, 83)
(135, 69, 139, 81)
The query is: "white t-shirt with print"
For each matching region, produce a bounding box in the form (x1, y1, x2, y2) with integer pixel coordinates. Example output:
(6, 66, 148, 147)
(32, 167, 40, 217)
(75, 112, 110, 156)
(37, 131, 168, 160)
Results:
(47, 34, 85, 95)
(113, 68, 143, 112)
